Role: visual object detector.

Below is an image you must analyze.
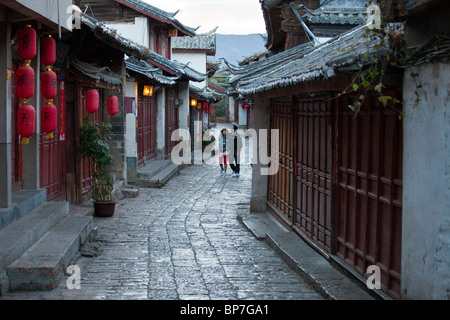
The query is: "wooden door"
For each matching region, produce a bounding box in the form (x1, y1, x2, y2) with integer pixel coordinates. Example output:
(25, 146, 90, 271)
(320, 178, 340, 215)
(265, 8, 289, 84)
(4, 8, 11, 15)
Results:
(39, 75, 66, 200)
(294, 95, 333, 255)
(267, 98, 294, 226)
(334, 91, 403, 299)
(137, 87, 157, 166)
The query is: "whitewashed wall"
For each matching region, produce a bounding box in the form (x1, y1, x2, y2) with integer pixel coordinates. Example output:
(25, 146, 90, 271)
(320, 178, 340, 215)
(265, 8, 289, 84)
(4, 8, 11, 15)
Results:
(401, 61, 450, 299)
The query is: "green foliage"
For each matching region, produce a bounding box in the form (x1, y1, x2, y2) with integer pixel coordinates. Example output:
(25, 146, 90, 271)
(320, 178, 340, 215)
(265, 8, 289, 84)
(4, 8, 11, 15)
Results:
(79, 116, 114, 202)
(338, 0, 412, 120)
(216, 104, 226, 118)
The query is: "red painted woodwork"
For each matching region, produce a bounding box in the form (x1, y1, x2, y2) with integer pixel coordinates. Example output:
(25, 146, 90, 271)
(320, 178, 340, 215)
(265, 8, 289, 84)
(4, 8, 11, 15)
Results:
(334, 91, 403, 299)
(137, 86, 157, 166)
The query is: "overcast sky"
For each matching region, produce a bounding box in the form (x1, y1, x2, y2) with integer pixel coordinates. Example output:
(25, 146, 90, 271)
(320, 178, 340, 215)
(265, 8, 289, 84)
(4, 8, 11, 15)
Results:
(144, 0, 267, 35)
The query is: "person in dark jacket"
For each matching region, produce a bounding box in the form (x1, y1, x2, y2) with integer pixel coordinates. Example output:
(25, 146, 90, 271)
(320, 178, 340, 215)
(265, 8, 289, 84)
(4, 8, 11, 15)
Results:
(229, 125, 243, 177)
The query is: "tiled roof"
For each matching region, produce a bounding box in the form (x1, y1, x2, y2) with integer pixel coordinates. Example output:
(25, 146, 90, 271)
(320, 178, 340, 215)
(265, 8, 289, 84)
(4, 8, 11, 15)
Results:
(71, 58, 125, 86)
(232, 25, 390, 95)
(115, 0, 197, 36)
(237, 49, 271, 66)
(190, 85, 224, 102)
(148, 51, 206, 82)
(125, 57, 180, 86)
(302, 0, 369, 25)
(172, 28, 217, 54)
(80, 13, 150, 60)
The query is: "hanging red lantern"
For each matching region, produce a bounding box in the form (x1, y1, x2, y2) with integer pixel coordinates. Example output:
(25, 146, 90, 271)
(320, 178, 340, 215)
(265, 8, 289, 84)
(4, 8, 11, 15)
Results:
(17, 104, 35, 144)
(41, 69, 57, 100)
(107, 95, 118, 116)
(41, 103, 57, 139)
(16, 64, 35, 99)
(18, 25, 37, 61)
(40, 35, 56, 67)
(86, 89, 99, 113)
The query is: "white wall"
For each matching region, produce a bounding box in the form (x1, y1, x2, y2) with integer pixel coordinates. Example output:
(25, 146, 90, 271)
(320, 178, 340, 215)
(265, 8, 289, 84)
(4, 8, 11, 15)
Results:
(228, 96, 235, 122)
(106, 17, 149, 48)
(238, 102, 247, 127)
(178, 81, 190, 132)
(172, 51, 207, 88)
(401, 61, 450, 299)
(156, 87, 165, 158)
(125, 79, 137, 158)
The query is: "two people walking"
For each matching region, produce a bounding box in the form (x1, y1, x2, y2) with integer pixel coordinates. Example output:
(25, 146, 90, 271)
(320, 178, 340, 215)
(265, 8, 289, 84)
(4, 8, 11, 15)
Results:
(219, 125, 242, 177)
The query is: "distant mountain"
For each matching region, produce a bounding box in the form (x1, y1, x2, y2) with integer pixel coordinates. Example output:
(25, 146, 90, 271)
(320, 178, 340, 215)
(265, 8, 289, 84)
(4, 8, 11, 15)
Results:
(209, 34, 267, 67)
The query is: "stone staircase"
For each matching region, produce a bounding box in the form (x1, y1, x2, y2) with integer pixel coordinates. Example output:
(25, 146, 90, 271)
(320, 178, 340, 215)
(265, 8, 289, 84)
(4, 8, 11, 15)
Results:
(135, 159, 181, 188)
(0, 189, 94, 295)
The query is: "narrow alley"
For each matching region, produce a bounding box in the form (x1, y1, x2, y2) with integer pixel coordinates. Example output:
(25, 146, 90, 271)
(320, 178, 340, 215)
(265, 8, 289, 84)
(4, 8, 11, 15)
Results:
(1, 125, 325, 301)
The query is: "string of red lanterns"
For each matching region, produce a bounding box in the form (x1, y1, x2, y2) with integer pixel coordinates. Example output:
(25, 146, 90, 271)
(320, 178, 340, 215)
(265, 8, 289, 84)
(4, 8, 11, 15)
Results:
(40, 35, 57, 139)
(16, 25, 36, 144)
(86, 90, 118, 116)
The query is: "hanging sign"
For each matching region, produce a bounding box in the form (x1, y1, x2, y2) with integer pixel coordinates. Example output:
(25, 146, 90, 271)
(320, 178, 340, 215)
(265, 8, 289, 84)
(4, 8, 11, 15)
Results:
(59, 79, 66, 141)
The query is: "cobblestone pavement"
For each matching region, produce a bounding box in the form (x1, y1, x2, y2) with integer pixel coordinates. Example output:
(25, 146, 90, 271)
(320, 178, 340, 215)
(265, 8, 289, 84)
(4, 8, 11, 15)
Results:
(2, 130, 325, 301)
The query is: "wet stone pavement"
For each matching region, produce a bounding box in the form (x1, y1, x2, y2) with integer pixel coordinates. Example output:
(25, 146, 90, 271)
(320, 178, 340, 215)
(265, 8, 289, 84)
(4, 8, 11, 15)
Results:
(1, 153, 325, 300)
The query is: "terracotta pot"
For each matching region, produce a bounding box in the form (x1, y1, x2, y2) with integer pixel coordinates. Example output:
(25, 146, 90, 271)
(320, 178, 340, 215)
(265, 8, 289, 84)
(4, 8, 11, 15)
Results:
(93, 201, 116, 217)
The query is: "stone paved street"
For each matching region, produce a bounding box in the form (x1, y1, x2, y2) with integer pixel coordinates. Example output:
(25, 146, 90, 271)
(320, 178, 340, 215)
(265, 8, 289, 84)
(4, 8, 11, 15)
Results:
(1, 128, 325, 301)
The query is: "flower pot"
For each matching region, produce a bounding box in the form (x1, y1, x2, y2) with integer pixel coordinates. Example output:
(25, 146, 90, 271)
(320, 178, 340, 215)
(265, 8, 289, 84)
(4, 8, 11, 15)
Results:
(93, 201, 116, 217)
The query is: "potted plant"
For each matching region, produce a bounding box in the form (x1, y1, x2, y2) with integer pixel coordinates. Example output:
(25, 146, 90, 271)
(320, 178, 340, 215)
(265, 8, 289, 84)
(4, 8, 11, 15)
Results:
(79, 116, 115, 217)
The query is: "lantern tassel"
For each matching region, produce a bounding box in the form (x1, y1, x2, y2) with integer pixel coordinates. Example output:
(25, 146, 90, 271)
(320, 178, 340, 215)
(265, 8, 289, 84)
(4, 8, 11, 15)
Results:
(21, 137, 29, 144)
(46, 132, 54, 139)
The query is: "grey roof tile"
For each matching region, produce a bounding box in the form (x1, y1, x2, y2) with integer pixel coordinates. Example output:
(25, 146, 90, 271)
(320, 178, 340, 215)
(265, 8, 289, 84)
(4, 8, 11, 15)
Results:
(233, 25, 391, 95)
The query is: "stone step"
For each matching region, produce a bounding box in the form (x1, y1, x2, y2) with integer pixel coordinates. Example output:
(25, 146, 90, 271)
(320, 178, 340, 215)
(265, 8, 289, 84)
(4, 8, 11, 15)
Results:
(136, 160, 171, 180)
(0, 189, 47, 232)
(7, 215, 93, 291)
(0, 201, 69, 274)
(137, 163, 180, 188)
(152, 163, 180, 185)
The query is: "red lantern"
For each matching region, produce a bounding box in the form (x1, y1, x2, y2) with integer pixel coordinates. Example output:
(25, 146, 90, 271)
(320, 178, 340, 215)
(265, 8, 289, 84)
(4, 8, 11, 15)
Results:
(41, 69, 57, 100)
(17, 104, 35, 144)
(18, 25, 37, 61)
(107, 95, 118, 116)
(86, 89, 99, 113)
(16, 65, 35, 99)
(41, 103, 57, 138)
(40, 35, 56, 67)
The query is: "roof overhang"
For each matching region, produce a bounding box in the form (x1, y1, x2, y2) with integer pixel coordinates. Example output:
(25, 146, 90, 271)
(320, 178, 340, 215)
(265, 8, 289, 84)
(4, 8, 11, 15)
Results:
(1, 0, 72, 34)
